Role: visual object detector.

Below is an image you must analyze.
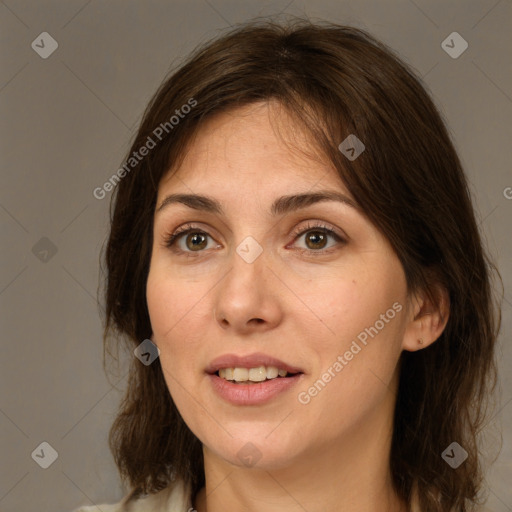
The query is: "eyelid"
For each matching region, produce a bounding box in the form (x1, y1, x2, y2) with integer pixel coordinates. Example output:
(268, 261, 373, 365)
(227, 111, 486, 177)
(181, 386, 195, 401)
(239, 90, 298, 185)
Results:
(288, 219, 346, 241)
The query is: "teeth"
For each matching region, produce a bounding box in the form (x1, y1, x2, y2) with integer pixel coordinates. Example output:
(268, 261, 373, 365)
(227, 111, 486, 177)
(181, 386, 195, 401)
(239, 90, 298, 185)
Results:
(248, 366, 267, 382)
(233, 368, 249, 382)
(266, 366, 278, 379)
(218, 365, 290, 382)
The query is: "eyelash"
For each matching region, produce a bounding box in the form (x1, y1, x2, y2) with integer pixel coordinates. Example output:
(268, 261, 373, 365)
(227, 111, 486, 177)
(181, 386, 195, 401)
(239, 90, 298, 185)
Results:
(162, 221, 346, 258)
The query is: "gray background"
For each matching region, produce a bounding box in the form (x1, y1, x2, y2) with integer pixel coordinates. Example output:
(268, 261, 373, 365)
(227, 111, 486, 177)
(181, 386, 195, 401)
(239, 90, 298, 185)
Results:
(0, 1, 510, 511)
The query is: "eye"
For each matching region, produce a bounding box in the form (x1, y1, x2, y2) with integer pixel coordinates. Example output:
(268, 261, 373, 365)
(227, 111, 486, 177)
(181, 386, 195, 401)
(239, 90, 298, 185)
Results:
(288, 220, 346, 255)
(162, 220, 346, 257)
(163, 223, 218, 255)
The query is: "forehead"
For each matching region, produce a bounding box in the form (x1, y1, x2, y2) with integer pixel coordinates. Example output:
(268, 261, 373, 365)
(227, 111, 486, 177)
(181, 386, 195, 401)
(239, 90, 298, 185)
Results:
(158, 101, 345, 194)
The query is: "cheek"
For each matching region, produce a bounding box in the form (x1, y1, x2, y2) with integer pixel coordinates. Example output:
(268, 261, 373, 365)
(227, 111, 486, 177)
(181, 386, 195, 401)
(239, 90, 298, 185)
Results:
(147, 263, 204, 335)
(146, 269, 213, 437)
(306, 273, 405, 396)
(146, 263, 219, 389)
(146, 269, 195, 368)
(333, 258, 405, 337)
(311, 275, 385, 347)
(299, 309, 404, 442)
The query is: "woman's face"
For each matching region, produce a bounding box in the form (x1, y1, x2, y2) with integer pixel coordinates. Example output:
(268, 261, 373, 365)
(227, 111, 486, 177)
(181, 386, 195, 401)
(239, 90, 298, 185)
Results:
(146, 101, 413, 469)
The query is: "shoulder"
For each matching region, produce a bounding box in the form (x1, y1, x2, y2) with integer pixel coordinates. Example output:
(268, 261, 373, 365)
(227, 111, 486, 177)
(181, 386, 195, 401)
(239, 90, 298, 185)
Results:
(72, 506, 120, 512)
(71, 479, 192, 512)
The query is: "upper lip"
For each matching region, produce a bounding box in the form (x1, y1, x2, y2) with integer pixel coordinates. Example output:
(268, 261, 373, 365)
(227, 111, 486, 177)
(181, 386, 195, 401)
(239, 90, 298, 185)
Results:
(205, 352, 304, 375)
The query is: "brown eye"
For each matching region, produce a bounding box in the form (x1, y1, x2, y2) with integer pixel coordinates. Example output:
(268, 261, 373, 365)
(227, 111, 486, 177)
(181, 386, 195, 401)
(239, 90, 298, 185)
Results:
(163, 225, 216, 253)
(304, 231, 329, 250)
(290, 222, 345, 255)
(185, 232, 208, 251)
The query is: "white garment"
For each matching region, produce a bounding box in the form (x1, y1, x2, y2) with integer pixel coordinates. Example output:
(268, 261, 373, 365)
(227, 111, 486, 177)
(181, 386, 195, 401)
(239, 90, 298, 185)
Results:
(71, 478, 491, 511)
(71, 479, 193, 512)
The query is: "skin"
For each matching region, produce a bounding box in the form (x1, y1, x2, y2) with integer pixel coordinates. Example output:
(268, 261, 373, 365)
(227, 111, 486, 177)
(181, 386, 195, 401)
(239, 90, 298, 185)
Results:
(146, 101, 449, 512)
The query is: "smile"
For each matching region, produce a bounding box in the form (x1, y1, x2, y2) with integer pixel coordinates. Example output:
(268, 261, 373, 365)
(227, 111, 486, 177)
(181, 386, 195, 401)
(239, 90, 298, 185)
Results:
(217, 365, 295, 383)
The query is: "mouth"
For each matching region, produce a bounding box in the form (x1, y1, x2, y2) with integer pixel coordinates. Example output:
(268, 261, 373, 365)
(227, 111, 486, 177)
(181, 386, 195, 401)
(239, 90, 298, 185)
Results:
(215, 365, 301, 384)
(205, 353, 304, 384)
(206, 353, 304, 405)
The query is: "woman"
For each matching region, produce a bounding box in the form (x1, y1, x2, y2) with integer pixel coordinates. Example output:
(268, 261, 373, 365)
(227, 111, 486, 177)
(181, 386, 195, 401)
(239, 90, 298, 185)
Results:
(74, 18, 501, 512)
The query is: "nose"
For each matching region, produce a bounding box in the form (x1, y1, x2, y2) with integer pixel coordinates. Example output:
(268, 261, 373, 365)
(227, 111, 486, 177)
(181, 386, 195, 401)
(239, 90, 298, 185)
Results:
(212, 244, 283, 334)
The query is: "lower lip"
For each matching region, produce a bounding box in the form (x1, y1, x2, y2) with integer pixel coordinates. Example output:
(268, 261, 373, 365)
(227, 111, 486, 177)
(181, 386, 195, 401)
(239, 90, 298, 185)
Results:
(208, 373, 303, 405)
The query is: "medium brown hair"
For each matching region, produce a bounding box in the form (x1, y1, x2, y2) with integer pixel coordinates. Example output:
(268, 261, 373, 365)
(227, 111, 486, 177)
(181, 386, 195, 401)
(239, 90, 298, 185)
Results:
(101, 17, 502, 511)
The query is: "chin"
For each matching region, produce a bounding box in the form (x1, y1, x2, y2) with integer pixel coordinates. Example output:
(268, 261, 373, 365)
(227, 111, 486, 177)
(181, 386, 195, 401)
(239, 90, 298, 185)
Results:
(203, 429, 303, 471)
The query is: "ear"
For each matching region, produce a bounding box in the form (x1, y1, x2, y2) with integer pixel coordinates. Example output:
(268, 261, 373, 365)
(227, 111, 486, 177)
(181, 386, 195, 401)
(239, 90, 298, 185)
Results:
(402, 283, 450, 352)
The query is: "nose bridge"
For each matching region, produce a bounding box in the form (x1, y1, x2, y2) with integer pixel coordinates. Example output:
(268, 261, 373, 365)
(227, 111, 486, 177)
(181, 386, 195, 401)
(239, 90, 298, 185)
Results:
(235, 234, 266, 267)
(213, 232, 279, 329)
(225, 233, 267, 293)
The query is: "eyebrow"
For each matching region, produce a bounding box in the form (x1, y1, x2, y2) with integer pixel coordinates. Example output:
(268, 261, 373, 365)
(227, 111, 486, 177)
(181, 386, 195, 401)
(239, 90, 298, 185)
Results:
(156, 190, 360, 217)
